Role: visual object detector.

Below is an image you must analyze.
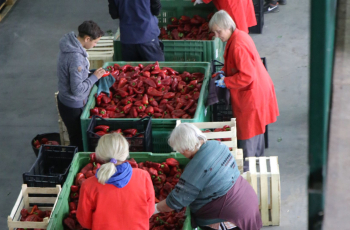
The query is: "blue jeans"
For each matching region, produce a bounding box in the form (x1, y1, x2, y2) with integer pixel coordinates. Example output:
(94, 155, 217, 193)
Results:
(121, 38, 165, 61)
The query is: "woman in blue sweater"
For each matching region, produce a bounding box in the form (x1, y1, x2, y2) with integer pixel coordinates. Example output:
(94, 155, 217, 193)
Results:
(155, 123, 262, 230)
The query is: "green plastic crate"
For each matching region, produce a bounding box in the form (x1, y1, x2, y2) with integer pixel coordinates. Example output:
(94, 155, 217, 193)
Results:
(47, 152, 196, 230)
(81, 62, 212, 152)
(113, 1, 224, 63)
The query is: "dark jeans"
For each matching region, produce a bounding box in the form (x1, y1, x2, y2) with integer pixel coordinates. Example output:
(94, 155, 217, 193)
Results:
(57, 95, 84, 151)
(121, 38, 165, 61)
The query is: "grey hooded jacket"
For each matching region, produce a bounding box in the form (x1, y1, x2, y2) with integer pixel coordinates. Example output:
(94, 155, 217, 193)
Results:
(57, 32, 98, 108)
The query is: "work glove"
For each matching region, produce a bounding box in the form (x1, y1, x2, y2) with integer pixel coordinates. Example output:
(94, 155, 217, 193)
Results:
(153, 203, 160, 215)
(215, 74, 226, 88)
(194, 0, 204, 6)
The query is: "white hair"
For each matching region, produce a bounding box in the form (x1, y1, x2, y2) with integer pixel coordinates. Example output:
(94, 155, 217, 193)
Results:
(95, 133, 129, 184)
(168, 123, 207, 153)
(209, 10, 236, 32)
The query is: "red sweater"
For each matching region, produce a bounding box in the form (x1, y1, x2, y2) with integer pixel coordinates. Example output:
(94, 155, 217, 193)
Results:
(76, 168, 155, 230)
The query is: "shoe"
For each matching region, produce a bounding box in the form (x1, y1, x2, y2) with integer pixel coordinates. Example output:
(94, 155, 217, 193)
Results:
(278, 0, 287, 5)
(264, 3, 279, 13)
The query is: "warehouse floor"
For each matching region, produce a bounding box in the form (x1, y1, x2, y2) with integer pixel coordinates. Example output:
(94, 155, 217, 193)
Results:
(0, 0, 309, 229)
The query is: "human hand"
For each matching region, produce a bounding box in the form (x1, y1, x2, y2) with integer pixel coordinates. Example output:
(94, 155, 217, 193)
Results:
(215, 74, 226, 88)
(93, 68, 106, 79)
(153, 203, 160, 215)
(194, 0, 203, 6)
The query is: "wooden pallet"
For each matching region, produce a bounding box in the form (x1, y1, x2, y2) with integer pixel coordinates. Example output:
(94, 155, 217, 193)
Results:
(242, 156, 281, 226)
(176, 118, 243, 173)
(55, 92, 70, 146)
(8, 184, 61, 230)
(87, 36, 114, 69)
(0, 0, 17, 22)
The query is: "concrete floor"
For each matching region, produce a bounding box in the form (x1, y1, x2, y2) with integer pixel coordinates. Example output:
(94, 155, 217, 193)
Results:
(0, 0, 309, 229)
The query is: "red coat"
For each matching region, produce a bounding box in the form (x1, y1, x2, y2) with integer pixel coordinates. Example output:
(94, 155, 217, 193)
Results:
(76, 168, 155, 230)
(203, 0, 256, 33)
(223, 29, 279, 140)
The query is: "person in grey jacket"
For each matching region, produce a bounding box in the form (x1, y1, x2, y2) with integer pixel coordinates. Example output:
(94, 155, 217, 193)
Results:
(57, 21, 106, 151)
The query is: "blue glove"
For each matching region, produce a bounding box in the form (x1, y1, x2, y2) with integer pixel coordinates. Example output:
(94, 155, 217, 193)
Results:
(215, 74, 226, 88)
(215, 70, 224, 75)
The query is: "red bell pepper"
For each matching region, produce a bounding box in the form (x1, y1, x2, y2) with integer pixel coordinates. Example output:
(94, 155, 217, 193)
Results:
(123, 129, 137, 136)
(163, 92, 175, 99)
(69, 202, 77, 211)
(63, 217, 76, 230)
(145, 106, 154, 115)
(85, 170, 95, 178)
(160, 162, 170, 173)
(105, 105, 117, 112)
(214, 128, 224, 132)
(182, 114, 191, 119)
(106, 65, 114, 71)
(170, 17, 178, 25)
(223, 125, 231, 131)
(171, 29, 180, 40)
(80, 162, 94, 174)
(94, 125, 109, 132)
(121, 64, 132, 73)
(70, 185, 79, 193)
(166, 104, 175, 112)
(70, 191, 79, 200)
(187, 80, 198, 89)
(116, 89, 129, 98)
(166, 158, 180, 167)
(141, 71, 151, 78)
(123, 103, 133, 114)
(153, 107, 163, 113)
(183, 99, 195, 111)
(171, 109, 186, 117)
(90, 107, 99, 116)
(121, 97, 134, 105)
(117, 78, 128, 89)
(142, 94, 149, 105)
(147, 87, 163, 97)
(144, 78, 157, 87)
(154, 113, 163, 118)
(131, 107, 138, 118)
(134, 87, 145, 94)
(180, 15, 191, 22)
(136, 105, 146, 113)
(148, 167, 158, 178)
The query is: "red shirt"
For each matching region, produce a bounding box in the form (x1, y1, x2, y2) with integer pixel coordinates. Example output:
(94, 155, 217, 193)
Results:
(203, 0, 257, 33)
(77, 168, 155, 230)
(223, 29, 279, 140)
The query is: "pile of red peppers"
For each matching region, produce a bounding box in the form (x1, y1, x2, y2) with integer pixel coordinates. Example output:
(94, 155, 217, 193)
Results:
(90, 62, 203, 119)
(62, 154, 186, 230)
(203, 125, 233, 150)
(17, 205, 51, 230)
(33, 138, 59, 149)
(159, 14, 215, 41)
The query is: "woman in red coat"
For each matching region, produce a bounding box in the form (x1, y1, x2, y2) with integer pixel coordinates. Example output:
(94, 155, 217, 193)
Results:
(76, 133, 155, 229)
(195, 0, 256, 33)
(209, 10, 279, 171)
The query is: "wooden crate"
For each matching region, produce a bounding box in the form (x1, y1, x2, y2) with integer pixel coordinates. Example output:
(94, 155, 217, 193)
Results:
(54, 92, 70, 146)
(8, 184, 61, 230)
(176, 118, 243, 173)
(87, 36, 114, 69)
(0, 0, 18, 22)
(242, 156, 281, 226)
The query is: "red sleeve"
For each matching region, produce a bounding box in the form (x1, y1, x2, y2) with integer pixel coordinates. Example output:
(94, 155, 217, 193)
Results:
(202, 0, 212, 3)
(145, 172, 155, 218)
(224, 46, 256, 89)
(76, 182, 95, 229)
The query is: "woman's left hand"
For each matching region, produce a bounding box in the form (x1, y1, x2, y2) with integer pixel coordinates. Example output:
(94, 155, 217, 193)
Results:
(215, 75, 226, 88)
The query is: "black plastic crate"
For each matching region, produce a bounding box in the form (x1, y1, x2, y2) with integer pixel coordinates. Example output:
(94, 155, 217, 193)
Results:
(210, 57, 269, 148)
(23, 145, 78, 187)
(249, 0, 264, 34)
(31, 132, 61, 157)
(87, 115, 153, 152)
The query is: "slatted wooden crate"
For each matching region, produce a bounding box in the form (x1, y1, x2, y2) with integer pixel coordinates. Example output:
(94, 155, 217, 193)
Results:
(7, 184, 61, 230)
(87, 36, 114, 69)
(54, 92, 70, 146)
(242, 156, 281, 226)
(0, 0, 18, 22)
(176, 118, 243, 173)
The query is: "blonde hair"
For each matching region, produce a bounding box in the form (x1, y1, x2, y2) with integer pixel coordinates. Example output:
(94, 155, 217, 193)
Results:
(168, 123, 207, 153)
(95, 133, 129, 184)
(209, 10, 236, 32)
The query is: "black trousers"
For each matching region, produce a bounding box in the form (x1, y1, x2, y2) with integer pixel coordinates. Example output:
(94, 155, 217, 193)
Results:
(57, 95, 84, 151)
(121, 38, 165, 61)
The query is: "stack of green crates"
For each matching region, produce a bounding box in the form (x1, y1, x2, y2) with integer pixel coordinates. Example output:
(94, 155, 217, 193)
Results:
(80, 62, 212, 153)
(46, 152, 198, 230)
(113, 1, 225, 62)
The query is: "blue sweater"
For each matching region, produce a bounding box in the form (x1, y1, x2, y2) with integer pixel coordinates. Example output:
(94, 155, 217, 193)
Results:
(166, 141, 241, 213)
(113, 0, 160, 44)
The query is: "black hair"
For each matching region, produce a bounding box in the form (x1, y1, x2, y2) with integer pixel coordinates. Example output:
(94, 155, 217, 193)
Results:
(78, 20, 104, 40)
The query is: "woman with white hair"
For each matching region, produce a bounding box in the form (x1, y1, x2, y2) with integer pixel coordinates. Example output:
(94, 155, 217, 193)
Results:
(211, 10, 279, 172)
(76, 133, 155, 230)
(155, 123, 262, 230)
